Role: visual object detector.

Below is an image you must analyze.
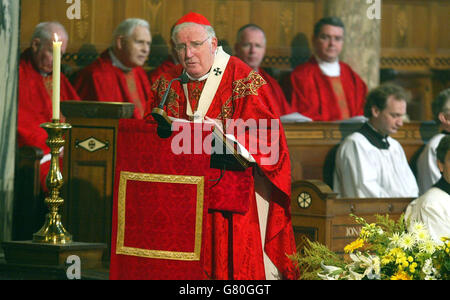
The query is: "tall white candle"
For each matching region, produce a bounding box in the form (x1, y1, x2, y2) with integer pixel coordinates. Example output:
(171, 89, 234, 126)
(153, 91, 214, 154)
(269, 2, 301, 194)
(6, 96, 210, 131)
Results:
(52, 33, 62, 121)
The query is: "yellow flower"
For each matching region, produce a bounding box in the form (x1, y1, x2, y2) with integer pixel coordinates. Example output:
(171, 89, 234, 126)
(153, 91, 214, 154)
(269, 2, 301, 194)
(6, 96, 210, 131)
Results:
(408, 256, 414, 262)
(391, 271, 411, 280)
(344, 239, 364, 253)
(381, 255, 393, 265)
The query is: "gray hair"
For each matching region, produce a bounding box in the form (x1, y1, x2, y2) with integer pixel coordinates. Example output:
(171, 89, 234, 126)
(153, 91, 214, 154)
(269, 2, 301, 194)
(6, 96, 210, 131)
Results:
(171, 22, 216, 43)
(112, 18, 151, 47)
(31, 21, 68, 45)
(236, 24, 266, 45)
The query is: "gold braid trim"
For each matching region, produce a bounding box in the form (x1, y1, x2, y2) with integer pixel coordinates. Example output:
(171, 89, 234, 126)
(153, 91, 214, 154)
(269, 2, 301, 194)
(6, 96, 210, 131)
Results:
(217, 70, 267, 120)
(232, 70, 266, 100)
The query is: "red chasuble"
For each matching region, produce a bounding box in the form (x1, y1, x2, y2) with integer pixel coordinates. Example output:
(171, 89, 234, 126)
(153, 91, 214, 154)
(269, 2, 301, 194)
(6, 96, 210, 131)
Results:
(73, 50, 151, 119)
(258, 68, 292, 117)
(289, 57, 367, 121)
(144, 56, 297, 280)
(18, 48, 80, 191)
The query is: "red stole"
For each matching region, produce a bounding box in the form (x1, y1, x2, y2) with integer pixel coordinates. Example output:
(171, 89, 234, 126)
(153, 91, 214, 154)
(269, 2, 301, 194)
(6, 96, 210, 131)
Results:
(328, 76, 350, 119)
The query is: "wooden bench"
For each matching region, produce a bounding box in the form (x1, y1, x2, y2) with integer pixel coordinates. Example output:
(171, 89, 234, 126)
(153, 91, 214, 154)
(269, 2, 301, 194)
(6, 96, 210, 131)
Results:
(283, 121, 439, 187)
(290, 179, 413, 253)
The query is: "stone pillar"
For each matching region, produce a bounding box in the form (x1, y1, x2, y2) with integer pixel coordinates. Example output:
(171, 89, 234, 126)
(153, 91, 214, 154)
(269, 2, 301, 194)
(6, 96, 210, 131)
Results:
(323, 0, 381, 90)
(0, 0, 20, 249)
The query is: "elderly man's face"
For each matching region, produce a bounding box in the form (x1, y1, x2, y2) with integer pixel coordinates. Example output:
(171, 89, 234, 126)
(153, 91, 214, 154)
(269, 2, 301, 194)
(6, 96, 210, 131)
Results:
(371, 96, 407, 136)
(235, 28, 266, 70)
(117, 25, 151, 68)
(31, 32, 68, 74)
(174, 24, 217, 79)
(313, 24, 344, 62)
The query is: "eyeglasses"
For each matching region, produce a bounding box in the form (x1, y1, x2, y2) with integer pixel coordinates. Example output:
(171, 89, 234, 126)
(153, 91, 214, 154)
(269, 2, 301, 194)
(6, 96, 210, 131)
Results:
(174, 36, 211, 53)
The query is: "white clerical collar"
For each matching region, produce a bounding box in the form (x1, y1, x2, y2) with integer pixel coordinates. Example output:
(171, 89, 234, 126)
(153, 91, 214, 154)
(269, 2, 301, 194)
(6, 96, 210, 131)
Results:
(315, 54, 340, 77)
(109, 48, 133, 73)
(186, 70, 210, 82)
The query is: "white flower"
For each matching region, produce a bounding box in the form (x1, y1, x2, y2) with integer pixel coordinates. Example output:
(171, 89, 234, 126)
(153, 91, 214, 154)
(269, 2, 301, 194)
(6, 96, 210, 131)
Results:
(398, 232, 416, 250)
(411, 221, 425, 233)
(414, 228, 431, 243)
(422, 258, 439, 280)
(422, 258, 434, 275)
(419, 239, 437, 254)
(348, 253, 381, 280)
(389, 232, 401, 246)
(318, 262, 343, 280)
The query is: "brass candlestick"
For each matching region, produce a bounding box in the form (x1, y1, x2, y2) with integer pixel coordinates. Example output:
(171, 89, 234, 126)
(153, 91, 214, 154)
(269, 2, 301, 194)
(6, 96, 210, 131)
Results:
(33, 120, 72, 244)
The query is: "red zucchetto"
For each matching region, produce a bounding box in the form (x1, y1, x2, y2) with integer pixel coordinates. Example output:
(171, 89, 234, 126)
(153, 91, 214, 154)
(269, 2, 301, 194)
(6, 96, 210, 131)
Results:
(175, 12, 211, 26)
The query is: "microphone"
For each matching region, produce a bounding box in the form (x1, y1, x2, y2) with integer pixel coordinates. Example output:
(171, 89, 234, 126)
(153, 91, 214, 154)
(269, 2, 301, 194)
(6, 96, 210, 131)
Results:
(151, 72, 189, 138)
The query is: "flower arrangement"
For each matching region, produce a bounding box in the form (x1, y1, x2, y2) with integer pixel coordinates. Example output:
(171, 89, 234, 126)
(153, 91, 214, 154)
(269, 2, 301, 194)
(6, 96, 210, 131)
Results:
(290, 214, 450, 280)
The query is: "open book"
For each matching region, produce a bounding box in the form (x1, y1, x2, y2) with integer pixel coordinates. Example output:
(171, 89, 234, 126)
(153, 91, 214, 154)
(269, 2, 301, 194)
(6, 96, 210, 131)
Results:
(205, 117, 255, 171)
(169, 116, 255, 171)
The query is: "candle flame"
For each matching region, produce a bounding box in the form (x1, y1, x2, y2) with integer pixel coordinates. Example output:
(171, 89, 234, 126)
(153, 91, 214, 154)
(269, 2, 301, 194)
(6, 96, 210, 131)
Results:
(54, 33, 59, 42)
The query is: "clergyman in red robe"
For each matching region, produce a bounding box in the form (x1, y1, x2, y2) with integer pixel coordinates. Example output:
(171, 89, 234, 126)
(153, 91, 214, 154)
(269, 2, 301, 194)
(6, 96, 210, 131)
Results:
(144, 12, 297, 280)
(18, 22, 80, 191)
(73, 18, 152, 119)
(234, 24, 292, 117)
(289, 17, 367, 121)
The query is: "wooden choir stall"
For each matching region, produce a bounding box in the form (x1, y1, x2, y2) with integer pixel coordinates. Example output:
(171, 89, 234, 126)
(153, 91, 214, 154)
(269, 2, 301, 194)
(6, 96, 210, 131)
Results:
(283, 121, 438, 252)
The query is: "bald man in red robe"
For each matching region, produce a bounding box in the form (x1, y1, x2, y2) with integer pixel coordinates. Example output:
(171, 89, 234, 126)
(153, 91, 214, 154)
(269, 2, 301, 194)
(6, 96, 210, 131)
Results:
(18, 22, 80, 191)
(74, 18, 152, 119)
(144, 13, 297, 280)
(289, 17, 367, 121)
(234, 24, 292, 117)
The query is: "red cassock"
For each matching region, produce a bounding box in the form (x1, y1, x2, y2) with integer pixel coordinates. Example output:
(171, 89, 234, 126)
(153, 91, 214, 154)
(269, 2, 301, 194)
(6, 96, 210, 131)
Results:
(18, 48, 80, 190)
(73, 50, 151, 119)
(143, 56, 298, 280)
(289, 57, 367, 121)
(258, 68, 292, 117)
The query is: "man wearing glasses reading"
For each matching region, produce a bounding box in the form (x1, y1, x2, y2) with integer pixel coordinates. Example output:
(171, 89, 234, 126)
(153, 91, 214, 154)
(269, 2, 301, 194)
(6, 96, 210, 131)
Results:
(144, 12, 297, 280)
(288, 17, 368, 121)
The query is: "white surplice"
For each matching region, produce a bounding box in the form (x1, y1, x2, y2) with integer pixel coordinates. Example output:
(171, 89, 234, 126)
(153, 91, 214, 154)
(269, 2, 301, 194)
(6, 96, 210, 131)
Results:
(333, 132, 419, 198)
(416, 133, 446, 195)
(405, 186, 450, 244)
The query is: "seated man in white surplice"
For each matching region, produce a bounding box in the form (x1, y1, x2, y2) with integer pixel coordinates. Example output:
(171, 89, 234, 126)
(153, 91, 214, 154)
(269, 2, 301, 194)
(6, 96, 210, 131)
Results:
(406, 135, 450, 244)
(416, 88, 450, 195)
(333, 84, 419, 198)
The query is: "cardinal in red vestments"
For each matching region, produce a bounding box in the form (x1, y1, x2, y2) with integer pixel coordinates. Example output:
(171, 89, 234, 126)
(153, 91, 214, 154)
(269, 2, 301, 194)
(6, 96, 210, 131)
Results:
(289, 17, 367, 121)
(234, 24, 292, 117)
(144, 12, 298, 280)
(18, 22, 80, 192)
(73, 18, 152, 119)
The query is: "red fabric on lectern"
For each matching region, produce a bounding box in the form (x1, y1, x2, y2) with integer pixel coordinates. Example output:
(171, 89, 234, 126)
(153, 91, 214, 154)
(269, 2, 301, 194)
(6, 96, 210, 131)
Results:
(110, 119, 254, 279)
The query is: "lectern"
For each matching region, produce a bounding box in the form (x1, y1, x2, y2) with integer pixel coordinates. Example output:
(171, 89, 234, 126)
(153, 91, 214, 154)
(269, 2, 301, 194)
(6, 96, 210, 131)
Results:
(60, 101, 135, 261)
(109, 119, 253, 279)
